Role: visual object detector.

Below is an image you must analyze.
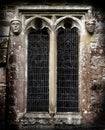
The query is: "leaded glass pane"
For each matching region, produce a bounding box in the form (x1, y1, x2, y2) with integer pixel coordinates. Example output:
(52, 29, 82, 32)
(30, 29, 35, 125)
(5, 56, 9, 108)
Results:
(27, 27, 49, 112)
(57, 25, 79, 112)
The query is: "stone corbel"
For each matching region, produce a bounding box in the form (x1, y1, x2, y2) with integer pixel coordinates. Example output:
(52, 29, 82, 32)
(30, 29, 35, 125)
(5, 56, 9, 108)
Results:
(85, 9, 96, 34)
(85, 19, 96, 34)
(10, 17, 22, 35)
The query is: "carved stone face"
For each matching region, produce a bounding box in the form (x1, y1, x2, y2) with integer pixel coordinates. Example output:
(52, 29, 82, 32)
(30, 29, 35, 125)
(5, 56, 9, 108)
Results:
(11, 20, 22, 35)
(85, 20, 96, 34)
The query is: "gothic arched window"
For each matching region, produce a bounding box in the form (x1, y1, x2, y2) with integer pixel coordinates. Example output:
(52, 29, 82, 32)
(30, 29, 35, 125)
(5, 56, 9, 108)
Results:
(57, 20, 79, 112)
(27, 18, 49, 112)
(27, 17, 79, 114)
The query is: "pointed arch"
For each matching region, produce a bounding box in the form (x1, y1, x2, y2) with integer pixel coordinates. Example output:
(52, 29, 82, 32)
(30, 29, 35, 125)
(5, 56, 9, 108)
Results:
(55, 16, 82, 32)
(27, 23, 49, 112)
(24, 16, 51, 32)
(57, 20, 79, 112)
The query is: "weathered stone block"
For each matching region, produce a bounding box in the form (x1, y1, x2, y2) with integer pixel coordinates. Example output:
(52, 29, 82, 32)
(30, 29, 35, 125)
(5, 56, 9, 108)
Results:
(0, 93, 5, 106)
(0, 37, 8, 48)
(0, 26, 10, 36)
(0, 108, 5, 120)
(0, 68, 6, 83)
(0, 49, 7, 64)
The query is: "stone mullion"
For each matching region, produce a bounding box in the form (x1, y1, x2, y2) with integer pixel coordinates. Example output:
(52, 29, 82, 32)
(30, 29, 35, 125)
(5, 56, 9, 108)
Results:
(7, 36, 18, 124)
(49, 30, 57, 116)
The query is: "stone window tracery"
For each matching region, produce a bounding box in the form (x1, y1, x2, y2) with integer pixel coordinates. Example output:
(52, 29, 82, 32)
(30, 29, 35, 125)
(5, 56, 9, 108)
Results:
(7, 6, 94, 125)
(26, 16, 80, 114)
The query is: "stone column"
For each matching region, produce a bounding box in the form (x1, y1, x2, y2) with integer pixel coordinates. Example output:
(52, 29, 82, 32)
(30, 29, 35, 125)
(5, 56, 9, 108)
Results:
(7, 18, 25, 126)
(49, 30, 57, 117)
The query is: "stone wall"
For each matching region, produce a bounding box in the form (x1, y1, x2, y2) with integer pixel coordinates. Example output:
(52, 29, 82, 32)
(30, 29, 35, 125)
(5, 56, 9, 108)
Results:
(89, 10, 105, 124)
(0, 7, 9, 129)
(79, 9, 105, 126)
(0, 2, 105, 129)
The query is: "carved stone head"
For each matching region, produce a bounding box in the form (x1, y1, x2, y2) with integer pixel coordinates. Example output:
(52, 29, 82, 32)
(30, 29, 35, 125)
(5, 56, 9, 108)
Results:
(85, 19, 96, 34)
(10, 19, 22, 35)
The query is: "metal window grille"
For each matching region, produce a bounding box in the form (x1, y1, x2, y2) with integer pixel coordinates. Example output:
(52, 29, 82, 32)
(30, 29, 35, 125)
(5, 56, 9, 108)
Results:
(27, 27, 49, 112)
(57, 26, 79, 112)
